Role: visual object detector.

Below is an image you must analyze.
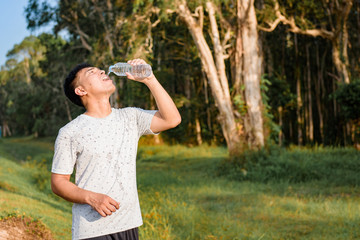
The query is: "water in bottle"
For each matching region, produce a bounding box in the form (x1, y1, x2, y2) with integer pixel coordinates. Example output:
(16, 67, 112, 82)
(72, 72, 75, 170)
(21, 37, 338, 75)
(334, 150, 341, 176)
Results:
(108, 62, 152, 78)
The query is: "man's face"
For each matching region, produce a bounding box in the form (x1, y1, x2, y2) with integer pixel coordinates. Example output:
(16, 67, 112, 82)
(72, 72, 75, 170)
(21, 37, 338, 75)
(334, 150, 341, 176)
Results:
(76, 67, 116, 97)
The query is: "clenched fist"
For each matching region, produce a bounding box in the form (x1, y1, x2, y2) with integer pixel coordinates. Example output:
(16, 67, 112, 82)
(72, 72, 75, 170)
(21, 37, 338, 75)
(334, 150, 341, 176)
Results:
(87, 192, 120, 217)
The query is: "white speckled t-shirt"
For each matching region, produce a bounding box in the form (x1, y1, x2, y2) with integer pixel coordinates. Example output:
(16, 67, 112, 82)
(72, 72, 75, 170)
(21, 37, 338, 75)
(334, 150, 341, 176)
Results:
(51, 107, 158, 240)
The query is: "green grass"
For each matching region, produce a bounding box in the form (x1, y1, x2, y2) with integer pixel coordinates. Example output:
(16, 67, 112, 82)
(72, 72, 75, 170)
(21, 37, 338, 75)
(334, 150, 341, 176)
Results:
(0, 137, 72, 239)
(0, 137, 360, 239)
(219, 145, 360, 186)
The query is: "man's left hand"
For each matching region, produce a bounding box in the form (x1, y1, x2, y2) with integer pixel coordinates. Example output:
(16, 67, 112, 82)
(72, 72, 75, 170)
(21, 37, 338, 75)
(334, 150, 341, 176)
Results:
(126, 58, 154, 82)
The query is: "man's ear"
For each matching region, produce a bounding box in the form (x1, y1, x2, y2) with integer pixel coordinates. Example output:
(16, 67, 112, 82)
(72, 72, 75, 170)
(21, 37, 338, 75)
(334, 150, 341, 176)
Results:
(74, 86, 87, 97)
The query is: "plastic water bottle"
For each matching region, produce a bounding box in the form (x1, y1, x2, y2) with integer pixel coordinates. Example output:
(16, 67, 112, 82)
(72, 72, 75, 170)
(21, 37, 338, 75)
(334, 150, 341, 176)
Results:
(108, 62, 152, 78)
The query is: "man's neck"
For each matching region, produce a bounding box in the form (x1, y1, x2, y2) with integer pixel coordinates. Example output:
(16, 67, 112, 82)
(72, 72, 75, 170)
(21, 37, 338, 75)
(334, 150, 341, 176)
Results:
(84, 98, 112, 118)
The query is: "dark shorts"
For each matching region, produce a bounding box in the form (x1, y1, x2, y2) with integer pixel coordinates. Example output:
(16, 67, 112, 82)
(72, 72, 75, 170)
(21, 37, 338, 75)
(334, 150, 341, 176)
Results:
(81, 227, 139, 240)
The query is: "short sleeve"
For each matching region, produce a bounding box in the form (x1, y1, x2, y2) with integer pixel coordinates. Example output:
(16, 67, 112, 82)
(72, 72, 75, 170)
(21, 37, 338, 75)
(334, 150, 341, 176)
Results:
(134, 108, 158, 137)
(51, 128, 78, 175)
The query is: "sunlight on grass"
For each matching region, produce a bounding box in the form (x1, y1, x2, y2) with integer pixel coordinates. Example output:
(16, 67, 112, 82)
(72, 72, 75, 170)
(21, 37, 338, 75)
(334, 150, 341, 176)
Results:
(0, 190, 72, 239)
(0, 138, 359, 239)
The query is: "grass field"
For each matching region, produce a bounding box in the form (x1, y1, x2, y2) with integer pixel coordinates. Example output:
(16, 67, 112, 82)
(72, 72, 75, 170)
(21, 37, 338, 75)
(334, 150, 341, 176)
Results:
(0, 137, 360, 239)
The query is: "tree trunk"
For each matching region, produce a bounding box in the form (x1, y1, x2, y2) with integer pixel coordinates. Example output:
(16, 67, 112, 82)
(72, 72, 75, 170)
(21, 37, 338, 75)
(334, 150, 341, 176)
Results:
(64, 99, 72, 122)
(357, 3, 360, 49)
(195, 113, 203, 145)
(59, 67, 73, 121)
(306, 44, 314, 142)
(2, 121, 11, 137)
(177, 1, 241, 154)
(92, 0, 115, 59)
(315, 43, 324, 143)
(24, 57, 31, 84)
(202, 70, 212, 133)
(278, 106, 283, 146)
(233, 0, 244, 94)
(294, 34, 303, 145)
(184, 72, 193, 143)
(331, 0, 352, 83)
(333, 78, 337, 118)
(332, 38, 349, 83)
(239, 0, 265, 148)
(296, 63, 303, 145)
(206, 2, 231, 102)
(304, 74, 309, 143)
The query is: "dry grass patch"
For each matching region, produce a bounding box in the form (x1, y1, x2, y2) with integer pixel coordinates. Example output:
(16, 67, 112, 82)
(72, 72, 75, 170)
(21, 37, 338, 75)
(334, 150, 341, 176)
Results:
(0, 214, 54, 240)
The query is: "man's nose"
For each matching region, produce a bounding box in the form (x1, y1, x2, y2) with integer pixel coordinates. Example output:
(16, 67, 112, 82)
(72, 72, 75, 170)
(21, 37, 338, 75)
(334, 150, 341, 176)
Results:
(100, 69, 105, 74)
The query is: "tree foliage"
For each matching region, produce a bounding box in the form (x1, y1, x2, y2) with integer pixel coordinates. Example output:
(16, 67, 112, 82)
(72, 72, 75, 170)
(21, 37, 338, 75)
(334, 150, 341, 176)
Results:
(0, 0, 360, 148)
(333, 80, 360, 121)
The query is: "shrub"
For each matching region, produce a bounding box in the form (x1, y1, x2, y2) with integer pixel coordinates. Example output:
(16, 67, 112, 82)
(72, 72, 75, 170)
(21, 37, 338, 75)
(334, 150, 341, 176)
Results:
(333, 80, 360, 121)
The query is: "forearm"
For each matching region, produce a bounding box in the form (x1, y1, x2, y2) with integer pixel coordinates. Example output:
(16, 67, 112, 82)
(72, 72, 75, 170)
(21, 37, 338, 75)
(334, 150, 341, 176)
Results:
(51, 174, 92, 204)
(143, 75, 181, 126)
(51, 173, 119, 217)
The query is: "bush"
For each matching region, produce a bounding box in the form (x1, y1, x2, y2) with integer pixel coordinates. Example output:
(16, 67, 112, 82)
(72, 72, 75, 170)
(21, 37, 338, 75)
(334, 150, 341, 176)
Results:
(218, 146, 360, 186)
(333, 80, 360, 121)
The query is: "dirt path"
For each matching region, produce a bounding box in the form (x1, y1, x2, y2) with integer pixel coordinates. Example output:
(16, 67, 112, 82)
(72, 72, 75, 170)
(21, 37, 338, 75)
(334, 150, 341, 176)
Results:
(0, 216, 54, 240)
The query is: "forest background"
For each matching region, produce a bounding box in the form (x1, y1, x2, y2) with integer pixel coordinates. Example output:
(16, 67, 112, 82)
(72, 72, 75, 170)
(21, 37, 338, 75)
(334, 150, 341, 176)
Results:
(1, 1, 360, 239)
(0, 0, 360, 153)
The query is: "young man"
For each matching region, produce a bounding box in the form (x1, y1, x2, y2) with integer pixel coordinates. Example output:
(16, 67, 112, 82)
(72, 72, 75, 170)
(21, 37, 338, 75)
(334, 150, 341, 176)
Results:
(51, 59, 181, 240)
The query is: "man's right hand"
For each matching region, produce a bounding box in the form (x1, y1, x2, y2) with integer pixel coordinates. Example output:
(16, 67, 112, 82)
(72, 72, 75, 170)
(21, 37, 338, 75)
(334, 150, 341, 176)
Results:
(87, 192, 120, 217)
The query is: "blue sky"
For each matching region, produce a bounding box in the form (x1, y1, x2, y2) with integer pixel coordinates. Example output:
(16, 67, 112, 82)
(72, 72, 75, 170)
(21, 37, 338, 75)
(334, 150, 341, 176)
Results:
(0, 0, 54, 66)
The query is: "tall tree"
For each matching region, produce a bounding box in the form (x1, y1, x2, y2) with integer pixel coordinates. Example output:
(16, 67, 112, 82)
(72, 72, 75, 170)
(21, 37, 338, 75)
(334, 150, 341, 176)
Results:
(238, 0, 265, 147)
(259, 0, 353, 83)
(6, 35, 46, 84)
(21, 0, 360, 147)
(25, 0, 266, 153)
(175, 0, 265, 153)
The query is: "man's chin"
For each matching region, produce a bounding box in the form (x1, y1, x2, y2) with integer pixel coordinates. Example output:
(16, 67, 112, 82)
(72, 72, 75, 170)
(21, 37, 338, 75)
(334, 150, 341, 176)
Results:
(109, 86, 116, 94)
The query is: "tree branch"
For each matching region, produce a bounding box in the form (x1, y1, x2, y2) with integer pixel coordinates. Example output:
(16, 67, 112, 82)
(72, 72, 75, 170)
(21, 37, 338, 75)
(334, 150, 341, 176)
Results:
(206, 1, 231, 101)
(192, 6, 204, 30)
(258, 17, 283, 32)
(152, 19, 161, 27)
(259, 0, 334, 39)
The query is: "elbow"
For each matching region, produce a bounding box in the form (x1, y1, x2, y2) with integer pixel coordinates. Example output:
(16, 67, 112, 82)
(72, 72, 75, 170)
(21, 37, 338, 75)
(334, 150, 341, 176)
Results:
(51, 180, 59, 196)
(50, 174, 65, 197)
(176, 115, 182, 126)
(171, 115, 182, 128)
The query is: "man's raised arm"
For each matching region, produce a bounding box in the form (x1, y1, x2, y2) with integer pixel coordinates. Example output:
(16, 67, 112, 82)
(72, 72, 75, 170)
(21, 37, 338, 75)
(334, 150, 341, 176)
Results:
(126, 59, 181, 133)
